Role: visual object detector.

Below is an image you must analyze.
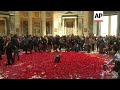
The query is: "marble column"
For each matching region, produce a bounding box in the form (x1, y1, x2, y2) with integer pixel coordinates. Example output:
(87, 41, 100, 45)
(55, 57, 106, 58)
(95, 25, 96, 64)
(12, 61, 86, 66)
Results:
(108, 16, 111, 36)
(41, 11, 46, 36)
(62, 18, 65, 35)
(117, 13, 120, 36)
(97, 22, 100, 36)
(28, 11, 32, 35)
(6, 17, 9, 35)
(74, 18, 77, 35)
(15, 11, 20, 35)
(93, 22, 97, 36)
(99, 22, 101, 36)
(52, 11, 55, 36)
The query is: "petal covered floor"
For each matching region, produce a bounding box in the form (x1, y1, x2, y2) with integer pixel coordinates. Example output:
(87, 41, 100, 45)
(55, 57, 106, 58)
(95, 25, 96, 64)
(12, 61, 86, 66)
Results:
(0, 52, 118, 79)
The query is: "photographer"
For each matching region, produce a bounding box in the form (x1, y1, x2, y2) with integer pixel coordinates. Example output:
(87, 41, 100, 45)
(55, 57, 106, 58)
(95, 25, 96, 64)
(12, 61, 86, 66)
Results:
(104, 50, 120, 79)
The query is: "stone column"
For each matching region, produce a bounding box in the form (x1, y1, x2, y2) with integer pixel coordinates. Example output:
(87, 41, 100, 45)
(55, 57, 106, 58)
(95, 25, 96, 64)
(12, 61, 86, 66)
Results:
(99, 22, 101, 36)
(5, 17, 9, 35)
(97, 22, 100, 36)
(108, 15, 111, 36)
(93, 22, 97, 36)
(117, 13, 120, 36)
(74, 18, 77, 35)
(28, 11, 32, 35)
(41, 11, 46, 36)
(15, 11, 20, 35)
(62, 18, 65, 35)
(52, 11, 54, 36)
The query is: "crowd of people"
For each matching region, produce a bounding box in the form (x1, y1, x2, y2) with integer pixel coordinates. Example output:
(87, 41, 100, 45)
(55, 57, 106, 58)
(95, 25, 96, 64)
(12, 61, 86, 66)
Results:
(0, 34, 120, 65)
(0, 34, 120, 78)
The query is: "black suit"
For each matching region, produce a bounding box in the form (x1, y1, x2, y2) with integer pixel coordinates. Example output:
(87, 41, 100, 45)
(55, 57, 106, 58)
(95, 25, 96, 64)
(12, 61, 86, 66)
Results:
(5, 42, 14, 65)
(11, 37, 20, 60)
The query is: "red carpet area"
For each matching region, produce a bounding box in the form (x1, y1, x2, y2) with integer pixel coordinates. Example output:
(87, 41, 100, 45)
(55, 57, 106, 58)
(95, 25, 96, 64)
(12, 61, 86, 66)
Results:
(0, 52, 118, 79)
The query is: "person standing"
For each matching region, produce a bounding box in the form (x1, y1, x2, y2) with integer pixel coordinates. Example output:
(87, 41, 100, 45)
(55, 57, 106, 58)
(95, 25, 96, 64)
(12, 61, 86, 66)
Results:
(24, 35, 29, 54)
(29, 35, 34, 53)
(47, 36, 52, 52)
(11, 34, 20, 61)
(53, 35, 60, 52)
(4, 37, 14, 65)
(33, 36, 39, 52)
(91, 37, 95, 51)
(99, 37, 105, 54)
(81, 36, 85, 51)
(85, 36, 91, 53)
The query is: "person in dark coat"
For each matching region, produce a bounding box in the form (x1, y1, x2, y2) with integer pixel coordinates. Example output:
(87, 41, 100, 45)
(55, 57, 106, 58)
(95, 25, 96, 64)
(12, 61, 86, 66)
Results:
(33, 36, 39, 52)
(65, 40, 70, 52)
(85, 36, 91, 53)
(73, 42, 80, 52)
(53, 36, 60, 52)
(28, 35, 33, 53)
(4, 37, 15, 65)
(99, 38, 105, 54)
(24, 36, 30, 54)
(47, 36, 52, 52)
(91, 37, 95, 51)
(42, 36, 47, 51)
(38, 36, 43, 52)
(0, 36, 4, 60)
(81, 36, 85, 51)
(24, 35, 33, 54)
(58, 38, 63, 52)
(11, 34, 20, 60)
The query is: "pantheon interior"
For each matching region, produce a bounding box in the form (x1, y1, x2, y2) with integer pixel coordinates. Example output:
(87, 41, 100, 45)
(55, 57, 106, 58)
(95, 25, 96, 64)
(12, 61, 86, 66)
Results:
(0, 11, 120, 36)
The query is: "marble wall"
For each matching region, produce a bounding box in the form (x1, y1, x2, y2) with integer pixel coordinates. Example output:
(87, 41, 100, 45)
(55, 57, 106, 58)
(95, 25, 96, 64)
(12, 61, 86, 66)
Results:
(0, 11, 94, 36)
